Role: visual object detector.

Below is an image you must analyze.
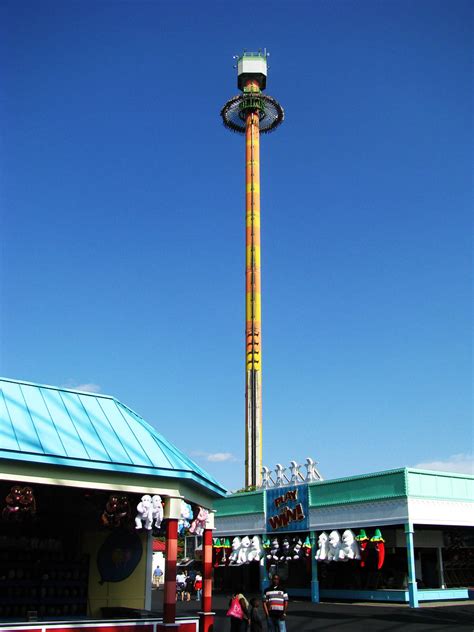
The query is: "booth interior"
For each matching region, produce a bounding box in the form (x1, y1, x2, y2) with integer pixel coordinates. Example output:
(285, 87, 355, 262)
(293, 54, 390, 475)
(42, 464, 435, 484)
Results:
(213, 525, 474, 595)
(212, 466, 474, 606)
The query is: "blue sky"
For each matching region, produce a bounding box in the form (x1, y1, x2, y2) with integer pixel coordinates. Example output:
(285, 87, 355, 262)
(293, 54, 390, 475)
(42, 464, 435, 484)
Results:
(1, 0, 472, 491)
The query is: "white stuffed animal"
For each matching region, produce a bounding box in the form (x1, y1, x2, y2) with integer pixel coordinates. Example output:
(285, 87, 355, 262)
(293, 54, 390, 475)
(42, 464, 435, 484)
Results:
(247, 535, 263, 562)
(151, 495, 163, 529)
(315, 532, 329, 561)
(327, 530, 343, 561)
(229, 537, 242, 564)
(238, 535, 251, 564)
(135, 494, 153, 530)
(340, 530, 361, 560)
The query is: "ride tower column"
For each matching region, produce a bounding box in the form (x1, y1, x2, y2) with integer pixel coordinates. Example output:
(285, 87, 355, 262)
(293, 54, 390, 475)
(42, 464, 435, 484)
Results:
(221, 51, 284, 488)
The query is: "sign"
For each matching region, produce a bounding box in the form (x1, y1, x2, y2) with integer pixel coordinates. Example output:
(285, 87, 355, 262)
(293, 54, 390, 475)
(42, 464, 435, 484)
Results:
(265, 485, 309, 533)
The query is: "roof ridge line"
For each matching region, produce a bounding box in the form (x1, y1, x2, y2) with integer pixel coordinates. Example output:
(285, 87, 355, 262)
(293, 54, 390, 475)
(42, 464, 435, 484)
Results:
(0, 376, 114, 399)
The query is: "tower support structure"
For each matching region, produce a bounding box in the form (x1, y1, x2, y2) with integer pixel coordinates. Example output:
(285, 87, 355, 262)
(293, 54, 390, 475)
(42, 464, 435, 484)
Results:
(221, 52, 284, 488)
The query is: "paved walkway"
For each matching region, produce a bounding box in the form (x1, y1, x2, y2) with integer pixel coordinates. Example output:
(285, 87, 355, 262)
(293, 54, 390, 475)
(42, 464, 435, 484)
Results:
(151, 589, 474, 631)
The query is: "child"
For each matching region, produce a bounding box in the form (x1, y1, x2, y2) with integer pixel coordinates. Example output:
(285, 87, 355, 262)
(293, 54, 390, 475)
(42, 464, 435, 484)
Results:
(249, 597, 263, 632)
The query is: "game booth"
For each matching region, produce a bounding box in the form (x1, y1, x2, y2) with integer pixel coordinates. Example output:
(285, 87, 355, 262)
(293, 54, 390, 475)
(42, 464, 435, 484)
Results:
(212, 460, 474, 608)
(0, 377, 226, 632)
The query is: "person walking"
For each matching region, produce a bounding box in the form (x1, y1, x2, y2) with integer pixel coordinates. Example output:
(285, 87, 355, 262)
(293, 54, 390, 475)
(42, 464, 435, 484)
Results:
(194, 572, 203, 601)
(226, 587, 249, 631)
(263, 574, 288, 632)
(152, 565, 163, 590)
(249, 597, 263, 632)
(176, 570, 186, 601)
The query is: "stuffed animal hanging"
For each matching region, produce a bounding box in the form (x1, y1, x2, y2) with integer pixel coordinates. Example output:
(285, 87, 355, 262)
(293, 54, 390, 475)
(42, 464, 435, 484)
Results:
(340, 530, 361, 560)
(247, 535, 263, 562)
(178, 502, 193, 535)
(102, 494, 122, 527)
(135, 494, 153, 530)
(151, 495, 164, 529)
(315, 532, 329, 561)
(327, 531, 343, 561)
(267, 537, 280, 561)
(356, 529, 370, 567)
(3, 485, 36, 521)
(370, 529, 385, 569)
(189, 506, 209, 536)
(280, 537, 292, 561)
(291, 537, 304, 560)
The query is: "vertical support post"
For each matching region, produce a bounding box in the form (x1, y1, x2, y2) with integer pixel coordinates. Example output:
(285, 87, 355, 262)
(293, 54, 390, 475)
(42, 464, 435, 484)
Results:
(245, 78, 263, 489)
(260, 555, 269, 594)
(310, 531, 320, 603)
(199, 513, 215, 632)
(405, 523, 419, 608)
(159, 497, 182, 631)
(437, 546, 446, 589)
(144, 531, 153, 610)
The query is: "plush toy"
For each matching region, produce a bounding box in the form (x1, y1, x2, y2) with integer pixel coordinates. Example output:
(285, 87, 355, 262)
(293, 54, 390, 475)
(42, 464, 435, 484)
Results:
(189, 506, 209, 536)
(229, 537, 242, 564)
(135, 494, 153, 530)
(370, 529, 385, 569)
(327, 530, 343, 561)
(340, 530, 360, 560)
(315, 532, 329, 561)
(247, 535, 263, 562)
(291, 537, 304, 559)
(280, 537, 292, 561)
(355, 529, 370, 567)
(151, 495, 164, 529)
(238, 535, 252, 564)
(102, 494, 121, 527)
(303, 536, 312, 557)
(267, 537, 280, 561)
(117, 495, 132, 525)
(178, 502, 193, 536)
(20, 487, 36, 515)
(213, 538, 223, 567)
(3, 485, 24, 520)
(221, 538, 231, 565)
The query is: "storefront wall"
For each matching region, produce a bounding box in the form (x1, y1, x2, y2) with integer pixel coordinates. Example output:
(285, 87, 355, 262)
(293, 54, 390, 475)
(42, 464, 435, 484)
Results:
(213, 468, 474, 607)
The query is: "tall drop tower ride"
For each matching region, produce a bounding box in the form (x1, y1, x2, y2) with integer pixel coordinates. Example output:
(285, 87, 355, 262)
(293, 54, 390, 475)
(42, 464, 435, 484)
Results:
(221, 51, 284, 488)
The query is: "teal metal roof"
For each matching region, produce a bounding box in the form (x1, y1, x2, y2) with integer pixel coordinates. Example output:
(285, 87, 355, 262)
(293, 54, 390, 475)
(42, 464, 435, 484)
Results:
(0, 377, 226, 496)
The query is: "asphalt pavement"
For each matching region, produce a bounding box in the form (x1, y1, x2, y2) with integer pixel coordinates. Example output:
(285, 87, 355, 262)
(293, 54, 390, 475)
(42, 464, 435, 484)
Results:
(151, 588, 474, 631)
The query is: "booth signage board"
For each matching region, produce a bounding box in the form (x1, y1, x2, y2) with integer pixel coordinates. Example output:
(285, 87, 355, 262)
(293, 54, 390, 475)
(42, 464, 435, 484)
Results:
(265, 484, 309, 533)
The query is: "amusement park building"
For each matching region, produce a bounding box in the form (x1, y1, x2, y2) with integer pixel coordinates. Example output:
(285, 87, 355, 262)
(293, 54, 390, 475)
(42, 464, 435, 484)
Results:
(213, 467, 474, 607)
(0, 376, 226, 632)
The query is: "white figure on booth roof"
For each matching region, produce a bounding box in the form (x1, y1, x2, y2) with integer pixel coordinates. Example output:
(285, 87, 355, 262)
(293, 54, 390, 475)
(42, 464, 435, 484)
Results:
(315, 532, 329, 561)
(247, 535, 263, 562)
(340, 530, 361, 560)
(135, 494, 153, 530)
(151, 495, 164, 529)
(229, 537, 242, 564)
(327, 530, 343, 561)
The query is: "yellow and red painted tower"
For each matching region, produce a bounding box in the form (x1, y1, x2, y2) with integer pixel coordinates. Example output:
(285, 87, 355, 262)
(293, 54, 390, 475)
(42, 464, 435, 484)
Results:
(221, 51, 284, 488)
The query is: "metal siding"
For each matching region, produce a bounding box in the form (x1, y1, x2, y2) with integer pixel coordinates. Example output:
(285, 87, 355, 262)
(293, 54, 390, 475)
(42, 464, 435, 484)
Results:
(1, 381, 43, 453)
(59, 391, 110, 462)
(20, 384, 67, 457)
(78, 394, 132, 465)
(0, 378, 227, 496)
(97, 398, 154, 467)
(39, 387, 90, 459)
(0, 387, 19, 451)
(115, 404, 175, 469)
